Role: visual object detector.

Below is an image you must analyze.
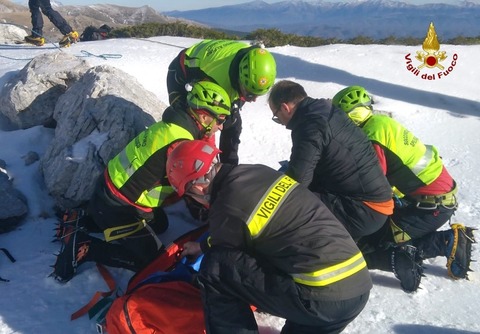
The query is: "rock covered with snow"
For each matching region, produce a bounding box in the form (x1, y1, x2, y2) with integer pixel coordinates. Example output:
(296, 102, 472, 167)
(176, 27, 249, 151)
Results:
(0, 24, 28, 44)
(0, 51, 90, 129)
(41, 65, 167, 208)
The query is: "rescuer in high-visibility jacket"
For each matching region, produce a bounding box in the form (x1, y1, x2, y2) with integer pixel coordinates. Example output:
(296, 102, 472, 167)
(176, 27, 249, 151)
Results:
(166, 140, 373, 334)
(167, 39, 277, 165)
(51, 81, 231, 283)
(332, 86, 473, 288)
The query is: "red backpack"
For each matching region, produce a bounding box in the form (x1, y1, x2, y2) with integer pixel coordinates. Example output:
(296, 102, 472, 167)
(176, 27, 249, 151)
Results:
(98, 225, 208, 334)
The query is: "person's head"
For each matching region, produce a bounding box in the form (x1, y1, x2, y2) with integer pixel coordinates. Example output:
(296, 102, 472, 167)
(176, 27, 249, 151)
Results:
(187, 81, 231, 137)
(268, 80, 307, 126)
(166, 140, 221, 207)
(238, 48, 277, 102)
(332, 86, 373, 126)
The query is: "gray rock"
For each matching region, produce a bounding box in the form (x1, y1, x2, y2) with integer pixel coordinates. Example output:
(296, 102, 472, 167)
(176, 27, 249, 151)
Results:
(0, 52, 90, 129)
(0, 171, 28, 233)
(41, 65, 167, 208)
(0, 24, 28, 44)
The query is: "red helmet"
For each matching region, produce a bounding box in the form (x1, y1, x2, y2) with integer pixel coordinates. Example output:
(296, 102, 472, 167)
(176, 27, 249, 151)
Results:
(167, 140, 220, 196)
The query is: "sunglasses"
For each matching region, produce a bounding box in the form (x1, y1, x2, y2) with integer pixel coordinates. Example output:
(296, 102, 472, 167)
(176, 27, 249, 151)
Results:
(195, 109, 227, 125)
(240, 84, 258, 102)
(213, 114, 227, 125)
(271, 105, 282, 124)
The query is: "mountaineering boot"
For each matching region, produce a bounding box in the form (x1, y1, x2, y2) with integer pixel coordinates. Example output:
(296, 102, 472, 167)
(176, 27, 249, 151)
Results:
(24, 35, 45, 46)
(364, 244, 423, 293)
(391, 244, 424, 293)
(53, 208, 101, 242)
(53, 208, 87, 243)
(51, 229, 92, 283)
(59, 31, 79, 48)
(444, 223, 476, 279)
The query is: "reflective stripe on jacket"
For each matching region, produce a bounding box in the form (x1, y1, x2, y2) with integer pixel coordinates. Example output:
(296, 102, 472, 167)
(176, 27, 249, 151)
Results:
(107, 122, 194, 208)
(245, 174, 367, 287)
(363, 114, 444, 195)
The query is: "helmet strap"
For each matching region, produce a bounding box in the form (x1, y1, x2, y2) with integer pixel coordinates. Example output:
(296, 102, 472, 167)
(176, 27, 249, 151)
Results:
(189, 108, 214, 135)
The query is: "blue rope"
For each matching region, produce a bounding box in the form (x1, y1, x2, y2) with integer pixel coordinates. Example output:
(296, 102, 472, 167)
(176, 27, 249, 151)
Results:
(77, 50, 123, 60)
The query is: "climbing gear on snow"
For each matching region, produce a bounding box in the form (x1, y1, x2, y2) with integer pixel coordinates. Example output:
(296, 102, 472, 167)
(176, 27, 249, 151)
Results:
(59, 31, 79, 48)
(24, 35, 45, 46)
(51, 229, 92, 283)
(445, 223, 476, 279)
(391, 244, 424, 293)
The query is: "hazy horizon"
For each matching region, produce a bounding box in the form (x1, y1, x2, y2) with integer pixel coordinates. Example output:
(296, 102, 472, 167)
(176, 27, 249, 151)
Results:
(13, 0, 467, 12)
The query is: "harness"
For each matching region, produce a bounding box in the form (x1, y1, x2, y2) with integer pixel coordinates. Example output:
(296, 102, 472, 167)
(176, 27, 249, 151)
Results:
(408, 183, 458, 210)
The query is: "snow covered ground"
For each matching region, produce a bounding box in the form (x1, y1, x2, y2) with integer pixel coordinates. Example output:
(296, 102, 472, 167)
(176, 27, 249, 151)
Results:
(0, 37, 479, 333)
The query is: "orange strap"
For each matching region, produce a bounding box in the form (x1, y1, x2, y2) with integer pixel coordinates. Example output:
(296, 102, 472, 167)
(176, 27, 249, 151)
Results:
(70, 263, 117, 320)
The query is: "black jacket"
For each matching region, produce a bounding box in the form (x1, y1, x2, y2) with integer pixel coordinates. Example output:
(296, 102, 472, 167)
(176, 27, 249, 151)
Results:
(286, 97, 392, 202)
(204, 164, 372, 300)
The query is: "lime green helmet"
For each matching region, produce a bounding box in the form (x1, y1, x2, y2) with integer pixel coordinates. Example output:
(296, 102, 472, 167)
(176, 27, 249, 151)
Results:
(332, 86, 372, 112)
(239, 48, 276, 96)
(187, 81, 231, 117)
(332, 86, 373, 126)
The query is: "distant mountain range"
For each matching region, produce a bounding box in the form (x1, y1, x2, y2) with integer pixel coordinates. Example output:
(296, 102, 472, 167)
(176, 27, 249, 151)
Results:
(2, 0, 479, 40)
(164, 0, 480, 39)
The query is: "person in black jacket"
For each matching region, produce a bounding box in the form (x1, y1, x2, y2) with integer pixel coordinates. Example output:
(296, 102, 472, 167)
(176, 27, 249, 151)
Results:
(166, 140, 372, 334)
(268, 80, 393, 241)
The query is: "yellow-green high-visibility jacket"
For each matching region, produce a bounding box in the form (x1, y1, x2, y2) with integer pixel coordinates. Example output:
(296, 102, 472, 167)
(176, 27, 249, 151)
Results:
(184, 39, 253, 103)
(362, 114, 444, 195)
(106, 109, 198, 209)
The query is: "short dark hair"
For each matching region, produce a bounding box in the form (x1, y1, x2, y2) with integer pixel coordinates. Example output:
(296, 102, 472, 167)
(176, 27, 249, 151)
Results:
(268, 80, 307, 109)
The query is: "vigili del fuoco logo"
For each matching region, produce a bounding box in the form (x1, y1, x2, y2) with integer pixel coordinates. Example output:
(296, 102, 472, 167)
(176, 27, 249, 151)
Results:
(404, 22, 458, 80)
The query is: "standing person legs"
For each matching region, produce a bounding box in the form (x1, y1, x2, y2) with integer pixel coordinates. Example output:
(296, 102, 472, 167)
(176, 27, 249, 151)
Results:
(28, 0, 43, 37)
(38, 0, 73, 35)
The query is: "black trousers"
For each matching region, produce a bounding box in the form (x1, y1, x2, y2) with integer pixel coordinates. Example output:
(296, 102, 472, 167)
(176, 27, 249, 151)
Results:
(85, 175, 167, 271)
(198, 247, 369, 334)
(359, 203, 456, 270)
(28, 0, 72, 36)
(166, 52, 243, 165)
(315, 192, 388, 241)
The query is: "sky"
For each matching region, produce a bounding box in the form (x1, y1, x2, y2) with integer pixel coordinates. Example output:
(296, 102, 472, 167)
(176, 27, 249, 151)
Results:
(31, 0, 466, 12)
(0, 34, 480, 333)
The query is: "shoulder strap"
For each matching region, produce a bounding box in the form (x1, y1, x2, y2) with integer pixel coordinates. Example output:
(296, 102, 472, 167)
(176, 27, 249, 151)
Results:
(70, 263, 117, 320)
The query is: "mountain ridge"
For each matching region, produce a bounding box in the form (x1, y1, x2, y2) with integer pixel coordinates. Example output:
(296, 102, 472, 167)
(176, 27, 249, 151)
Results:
(164, 0, 480, 39)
